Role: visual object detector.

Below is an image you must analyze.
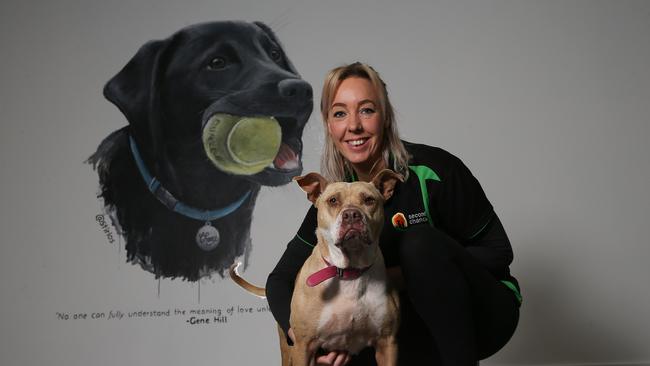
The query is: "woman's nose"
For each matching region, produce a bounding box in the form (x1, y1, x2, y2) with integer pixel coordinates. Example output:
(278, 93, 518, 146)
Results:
(348, 113, 363, 132)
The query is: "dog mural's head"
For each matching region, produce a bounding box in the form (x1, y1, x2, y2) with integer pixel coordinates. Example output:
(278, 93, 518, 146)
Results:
(105, 21, 312, 195)
(295, 170, 403, 268)
(92, 21, 312, 280)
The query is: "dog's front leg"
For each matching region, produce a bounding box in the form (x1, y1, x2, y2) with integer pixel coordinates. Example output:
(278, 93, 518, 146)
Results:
(277, 326, 292, 366)
(374, 336, 398, 366)
(291, 340, 318, 366)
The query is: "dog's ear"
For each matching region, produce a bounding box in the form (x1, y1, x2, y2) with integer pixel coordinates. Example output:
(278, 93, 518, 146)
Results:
(371, 169, 404, 201)
(103, 38, 172, 149)
(253, 21, 299, 75)
(294, 173, 329, 203)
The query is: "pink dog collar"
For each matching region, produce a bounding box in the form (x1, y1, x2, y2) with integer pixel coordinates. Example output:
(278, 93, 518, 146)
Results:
(306, 257, 371, 287)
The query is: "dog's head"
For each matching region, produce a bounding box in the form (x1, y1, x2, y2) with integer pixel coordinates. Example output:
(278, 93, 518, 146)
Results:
(104, 21, 312, 192)
(295, 170, 403, 268)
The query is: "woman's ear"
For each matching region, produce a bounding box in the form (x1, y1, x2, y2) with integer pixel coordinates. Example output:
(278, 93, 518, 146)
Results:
(325, 117, 333, 135)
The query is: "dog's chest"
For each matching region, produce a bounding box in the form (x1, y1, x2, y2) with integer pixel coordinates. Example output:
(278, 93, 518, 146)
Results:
(316, 279, 389, 353)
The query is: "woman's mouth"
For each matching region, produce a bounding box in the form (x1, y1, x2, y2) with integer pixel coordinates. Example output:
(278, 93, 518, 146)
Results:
(346, 138, 369, 148)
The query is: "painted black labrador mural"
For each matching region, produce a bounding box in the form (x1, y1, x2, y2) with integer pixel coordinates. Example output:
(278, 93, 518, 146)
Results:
(88, 21, 312, 281)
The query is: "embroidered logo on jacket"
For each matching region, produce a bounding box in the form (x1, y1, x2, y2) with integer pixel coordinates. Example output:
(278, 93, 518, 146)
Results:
(392, 211, 429, 231)
(391, 213, 408, 230)
(408, 211, 428, 225)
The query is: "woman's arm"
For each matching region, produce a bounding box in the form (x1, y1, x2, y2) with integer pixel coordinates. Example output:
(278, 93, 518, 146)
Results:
(266, 235, 312, 339)
(463, 215, 514, 278)
(266, 205, 318, 342)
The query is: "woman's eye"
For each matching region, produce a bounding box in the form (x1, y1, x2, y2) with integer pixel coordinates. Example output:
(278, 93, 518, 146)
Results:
(332, 111, 346, 118)
(360, 107, 376, 115)
(270, 48, 282, 62)
(207, 57, 227, 70)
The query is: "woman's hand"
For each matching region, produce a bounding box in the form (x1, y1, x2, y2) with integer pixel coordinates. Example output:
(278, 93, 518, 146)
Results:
(288, 328, 351, 366)
(316, 351, 351, 366)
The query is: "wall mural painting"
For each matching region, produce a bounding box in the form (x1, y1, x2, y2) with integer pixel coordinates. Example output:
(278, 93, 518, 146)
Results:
(88, 21, 313, 281)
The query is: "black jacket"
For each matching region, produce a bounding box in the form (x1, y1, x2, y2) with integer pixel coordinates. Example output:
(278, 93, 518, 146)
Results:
(266, 141, 520, 336)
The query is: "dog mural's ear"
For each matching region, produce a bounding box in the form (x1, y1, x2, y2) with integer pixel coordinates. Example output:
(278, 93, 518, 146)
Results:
(104, 40, 164, 127)
(104, 36, 178, 179)
(294, 173, 329, 204)
(371, 169, 404, 201)
(103, 38, 172, 156)
(253, 21, 299, 75)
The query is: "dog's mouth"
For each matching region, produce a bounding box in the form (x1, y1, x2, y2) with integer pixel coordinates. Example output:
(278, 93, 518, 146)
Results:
(202, 113, 303, 185)
(335, 228, 371, 249)
(267, 116, 302, 172)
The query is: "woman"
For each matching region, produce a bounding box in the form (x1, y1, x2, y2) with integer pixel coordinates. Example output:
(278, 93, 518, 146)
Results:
(266, 62, 521, 365)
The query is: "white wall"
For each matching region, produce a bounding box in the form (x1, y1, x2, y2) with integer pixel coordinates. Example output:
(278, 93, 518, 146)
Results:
(1, 0, 649, 365)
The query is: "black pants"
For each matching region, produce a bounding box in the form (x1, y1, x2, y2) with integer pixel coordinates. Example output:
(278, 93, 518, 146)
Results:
(348, 225, 519, 365)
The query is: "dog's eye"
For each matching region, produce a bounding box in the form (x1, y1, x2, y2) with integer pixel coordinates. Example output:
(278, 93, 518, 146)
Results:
(270, 48, 282, 62)
(328, 197, 338, 206)
(207, 57, 226, 70)
(364, 196, 376, 205)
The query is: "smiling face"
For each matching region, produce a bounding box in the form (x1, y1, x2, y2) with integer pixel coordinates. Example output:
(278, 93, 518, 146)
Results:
(326, 77, 384, 177)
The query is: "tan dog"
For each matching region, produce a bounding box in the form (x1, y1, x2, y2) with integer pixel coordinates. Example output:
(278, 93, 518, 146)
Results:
(230, 169, 402, 366)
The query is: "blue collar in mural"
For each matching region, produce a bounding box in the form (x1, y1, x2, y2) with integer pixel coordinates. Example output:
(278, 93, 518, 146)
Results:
(128, 135, 251, 251)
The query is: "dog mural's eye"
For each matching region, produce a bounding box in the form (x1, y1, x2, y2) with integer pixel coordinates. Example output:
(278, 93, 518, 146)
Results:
(363, 196, 376, 206)
(270, 48, 282, 62)
(207, 57, 227, 70)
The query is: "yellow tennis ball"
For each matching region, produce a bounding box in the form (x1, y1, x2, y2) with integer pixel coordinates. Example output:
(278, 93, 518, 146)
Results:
(203, 114, 282, 175)
(228, 117, 282, 166)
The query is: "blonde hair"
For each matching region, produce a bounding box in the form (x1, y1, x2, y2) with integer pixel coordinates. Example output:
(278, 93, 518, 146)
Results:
(320, 62, 410, 181)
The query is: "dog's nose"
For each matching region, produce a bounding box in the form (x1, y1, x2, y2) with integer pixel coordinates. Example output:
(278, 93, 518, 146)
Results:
(341, 209, 362, 224)
(278, 79, 313, 99)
